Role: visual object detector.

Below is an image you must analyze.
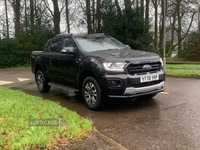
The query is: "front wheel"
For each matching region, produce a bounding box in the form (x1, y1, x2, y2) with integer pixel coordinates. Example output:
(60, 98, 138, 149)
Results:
(82, 77, 103, 110)
(35, 70, 51, 93)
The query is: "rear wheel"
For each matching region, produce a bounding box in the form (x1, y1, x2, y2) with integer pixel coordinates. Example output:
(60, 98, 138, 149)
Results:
(82, 77, 103, 110)
(35, 70, 51, 93)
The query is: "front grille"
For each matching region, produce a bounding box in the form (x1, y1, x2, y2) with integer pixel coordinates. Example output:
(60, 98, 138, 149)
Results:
(127, 62, 161, 75)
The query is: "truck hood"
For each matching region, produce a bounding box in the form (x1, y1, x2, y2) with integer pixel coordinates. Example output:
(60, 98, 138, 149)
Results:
(86, 49, 160, 62)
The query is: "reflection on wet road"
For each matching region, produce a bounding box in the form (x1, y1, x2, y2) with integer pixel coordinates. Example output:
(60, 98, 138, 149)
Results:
(12, 77, 200, 150)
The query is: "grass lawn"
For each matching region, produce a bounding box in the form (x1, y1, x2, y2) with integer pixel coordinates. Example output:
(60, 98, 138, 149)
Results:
(167, 64, 200, 69)
(0, 86, 92, 150)
(166, 64, 200, 77)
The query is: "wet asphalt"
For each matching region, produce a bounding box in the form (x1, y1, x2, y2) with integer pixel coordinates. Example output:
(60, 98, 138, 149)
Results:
(1, 68, 200, 150)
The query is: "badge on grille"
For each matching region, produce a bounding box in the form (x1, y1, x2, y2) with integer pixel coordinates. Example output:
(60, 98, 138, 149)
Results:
(143, 64, 152, 70)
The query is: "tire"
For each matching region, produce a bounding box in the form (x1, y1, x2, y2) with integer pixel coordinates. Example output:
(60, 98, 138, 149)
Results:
(35, 70, 51, 93)
(82, 77, 103, 110)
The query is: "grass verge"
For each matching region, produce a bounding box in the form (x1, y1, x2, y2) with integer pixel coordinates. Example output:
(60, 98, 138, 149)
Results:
(167, 64, 200, 69)
(0, 86, 92, 150)
(166, 64, 200, 77)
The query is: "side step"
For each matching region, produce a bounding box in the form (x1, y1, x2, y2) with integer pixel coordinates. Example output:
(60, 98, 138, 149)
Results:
(48, 82, 79, 93)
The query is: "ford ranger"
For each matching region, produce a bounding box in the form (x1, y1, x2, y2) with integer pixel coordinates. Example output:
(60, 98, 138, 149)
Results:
(30, 33, 165, 110)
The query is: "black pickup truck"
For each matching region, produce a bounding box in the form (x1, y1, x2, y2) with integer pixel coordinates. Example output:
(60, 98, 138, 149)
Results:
(30, 33, 165, 110)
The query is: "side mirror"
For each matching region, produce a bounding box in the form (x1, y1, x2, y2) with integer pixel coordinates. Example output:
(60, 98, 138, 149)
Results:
(125, 45, 131, 49)
(61, 47, 75, 55)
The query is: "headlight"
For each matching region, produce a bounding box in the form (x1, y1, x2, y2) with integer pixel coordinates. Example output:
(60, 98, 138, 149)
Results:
(159, 58, 163, 67)
(103, 62, 126, 72)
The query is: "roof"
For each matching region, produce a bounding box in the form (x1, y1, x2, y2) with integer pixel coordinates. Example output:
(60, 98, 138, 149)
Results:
(54, 33, 107, 38)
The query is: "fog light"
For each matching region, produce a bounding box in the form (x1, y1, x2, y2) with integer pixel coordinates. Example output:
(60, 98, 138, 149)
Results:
(109, 80, 122, 87)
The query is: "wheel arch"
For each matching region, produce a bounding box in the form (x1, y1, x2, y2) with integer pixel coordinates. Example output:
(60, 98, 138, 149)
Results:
(79, 70, 101, 92)
(34, 64, 44, 76)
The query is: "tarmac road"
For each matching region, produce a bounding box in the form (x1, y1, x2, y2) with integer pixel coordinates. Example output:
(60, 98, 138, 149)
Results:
(1, 68, 200, 150)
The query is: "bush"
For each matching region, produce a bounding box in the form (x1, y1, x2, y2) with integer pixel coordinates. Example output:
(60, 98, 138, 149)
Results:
(0, 39, 32, 68)
(0, 29, 54, 68)
(181, 31, 200, 60)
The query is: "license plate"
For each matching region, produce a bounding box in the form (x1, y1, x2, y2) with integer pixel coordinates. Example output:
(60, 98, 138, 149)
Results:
(140, 74, 159, 83)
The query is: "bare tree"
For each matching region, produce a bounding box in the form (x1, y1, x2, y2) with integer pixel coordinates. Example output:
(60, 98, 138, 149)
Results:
(141, 0, 144, 17)
(145, 0, 150, 23)
(115, 0, 121, 15)
(8, 0, 21, 37)
(176, 0, 182, 54)
(24, 0, 28, 33)
(145, 0, 150, 34)
(92, 0, 95, 31)
(166, 0, 198, 56)
(52, 0, 60, 34)
(4, 0, 9, 38)
(198, 4, 200, 31)
(42, 0, 60, 34)
(30, 0, 34, 33)
(65, 0, 70, 33)
(86, 0, 92, 33)
(96, 0, 101, 31)
(136, 0, 139, 12)
(124, 0, 131, 10)
(158, 0, 165, 57)
(151, 0, 158, 51)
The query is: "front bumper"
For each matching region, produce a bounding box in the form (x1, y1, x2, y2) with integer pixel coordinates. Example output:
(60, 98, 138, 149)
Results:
(108, 81, 164, 98)
(124, 81, 164, 95)
(100, 72, 165, 98)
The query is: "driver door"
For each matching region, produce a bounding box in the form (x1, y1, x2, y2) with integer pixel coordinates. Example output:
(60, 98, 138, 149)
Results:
(59, 37, 80, 86)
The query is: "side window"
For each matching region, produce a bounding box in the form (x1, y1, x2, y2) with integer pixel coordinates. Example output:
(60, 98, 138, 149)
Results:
(50, 38, 62, 52)
(43, 40, 51, 51)
(63, 38, 75, 48)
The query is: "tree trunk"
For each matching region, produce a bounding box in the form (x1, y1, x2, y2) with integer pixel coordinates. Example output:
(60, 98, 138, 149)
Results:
(176, 0, 182, 56)
(4, 0, 9, 38)
(96, 0, 101, 31)
(52, 0, 60, 34)
(140, 0, 144, 17)
(25, 0, 28, 33)
(14, 0, 21, 38)
(65, 0, 70, 33)
(153, 0, 158, 51)
(167, 11, 196, 57)
(92, 0, 95, 32)
(30, 0, 34, 34)
(86, 0, 92, 34)
(35, 0, 41, 30)
(198, 6, 200, 31)
(167, 14, 176, 57)
(115, 0, 121, 15)
(136, 0, 139, 13)
(124, 0, 131, 10)
(159, 0, 164, 57)
(145, 0, 149, 30)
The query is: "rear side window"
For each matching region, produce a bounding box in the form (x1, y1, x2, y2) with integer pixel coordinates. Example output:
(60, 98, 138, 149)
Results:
(43, 40, 51, 51)
(50, 38, 62, 52)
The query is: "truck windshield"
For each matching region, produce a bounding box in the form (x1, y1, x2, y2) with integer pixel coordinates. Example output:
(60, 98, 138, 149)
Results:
(74, 36, 127, 52)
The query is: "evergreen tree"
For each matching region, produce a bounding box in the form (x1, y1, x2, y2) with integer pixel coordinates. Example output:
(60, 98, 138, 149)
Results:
(101, 0, 154, 52)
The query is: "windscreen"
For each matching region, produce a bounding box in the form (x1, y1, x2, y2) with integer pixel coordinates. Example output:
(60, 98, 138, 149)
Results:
(74, 36, 127, 52)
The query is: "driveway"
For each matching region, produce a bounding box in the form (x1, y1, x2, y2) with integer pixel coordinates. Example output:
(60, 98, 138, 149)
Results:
(0, 68, 34, 87)
(1, 68, 200, 150)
